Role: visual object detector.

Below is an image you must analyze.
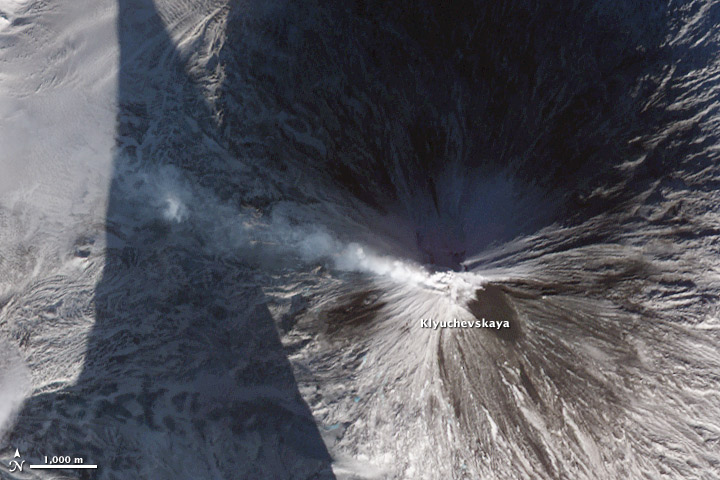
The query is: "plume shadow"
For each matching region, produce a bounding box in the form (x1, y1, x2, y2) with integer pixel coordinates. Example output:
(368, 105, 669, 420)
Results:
(7, 1, 335, 478)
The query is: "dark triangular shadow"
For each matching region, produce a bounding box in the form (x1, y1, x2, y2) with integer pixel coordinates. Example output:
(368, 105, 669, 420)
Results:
(7, 1, 335, 478)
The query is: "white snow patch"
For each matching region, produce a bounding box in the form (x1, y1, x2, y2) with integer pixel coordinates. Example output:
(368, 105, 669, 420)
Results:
(0, 341, 30, 438)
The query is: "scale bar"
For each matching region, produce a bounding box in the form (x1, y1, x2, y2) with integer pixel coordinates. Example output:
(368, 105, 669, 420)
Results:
(30, 465, 98, 469)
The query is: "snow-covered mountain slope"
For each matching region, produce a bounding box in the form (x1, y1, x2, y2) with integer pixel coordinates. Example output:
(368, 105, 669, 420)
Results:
(2, 0, 720, 479)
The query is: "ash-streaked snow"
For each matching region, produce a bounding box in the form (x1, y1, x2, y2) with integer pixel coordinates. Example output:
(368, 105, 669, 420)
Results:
(2, 0, 720, 479)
